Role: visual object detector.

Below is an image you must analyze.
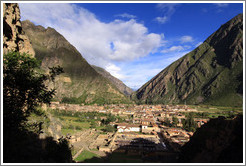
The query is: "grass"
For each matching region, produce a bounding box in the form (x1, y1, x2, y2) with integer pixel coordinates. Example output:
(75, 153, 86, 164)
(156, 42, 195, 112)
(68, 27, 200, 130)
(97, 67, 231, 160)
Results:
(74, 150, 99, 162)
(61, 128, 79, 135)
(59, 116, 91, 130)
(193, 105, 242, 113)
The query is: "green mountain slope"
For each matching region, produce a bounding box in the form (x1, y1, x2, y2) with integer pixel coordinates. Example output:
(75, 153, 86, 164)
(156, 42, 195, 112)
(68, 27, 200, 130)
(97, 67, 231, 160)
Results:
(133, 14, 243, 107)
(22, 20, 132, 105)
(92, 65, 133, 96)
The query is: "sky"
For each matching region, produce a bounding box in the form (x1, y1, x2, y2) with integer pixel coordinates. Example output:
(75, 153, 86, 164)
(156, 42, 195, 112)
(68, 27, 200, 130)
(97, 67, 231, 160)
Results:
(18, 2, 243, 90)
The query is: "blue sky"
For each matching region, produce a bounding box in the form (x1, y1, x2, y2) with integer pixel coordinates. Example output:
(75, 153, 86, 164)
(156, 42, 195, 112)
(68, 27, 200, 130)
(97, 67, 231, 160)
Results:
(19, 2, 243, 90)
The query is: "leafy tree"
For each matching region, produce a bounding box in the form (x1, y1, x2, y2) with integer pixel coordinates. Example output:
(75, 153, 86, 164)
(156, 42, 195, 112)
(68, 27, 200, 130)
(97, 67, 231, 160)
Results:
(117, 116, 125, 123)
(182, 113, 198, 132)
(3, 52, 73, 162)
(172, 116, 179, 127)
(164, 117, 171, 127)
(107, 113, 116, 122)
(4, 52, 63, 130)
(101, 113, 116, 125)
(103, 125, 116, 132)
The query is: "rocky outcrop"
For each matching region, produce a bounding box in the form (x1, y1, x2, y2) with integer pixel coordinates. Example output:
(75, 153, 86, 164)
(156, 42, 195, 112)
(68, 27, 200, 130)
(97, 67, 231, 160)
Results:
(92, 65, 133, 96)
(3, 3, 35, 56)
(133, 14, 243, 107)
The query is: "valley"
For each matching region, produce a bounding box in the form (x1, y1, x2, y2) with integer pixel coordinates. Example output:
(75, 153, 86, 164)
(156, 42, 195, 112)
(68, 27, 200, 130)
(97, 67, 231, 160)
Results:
(2, 2, 243, 164)
(32, 102, 242, 162)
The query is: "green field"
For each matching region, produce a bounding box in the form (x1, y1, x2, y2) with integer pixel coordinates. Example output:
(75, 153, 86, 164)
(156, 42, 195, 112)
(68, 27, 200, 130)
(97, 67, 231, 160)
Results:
(61, 128, 80, 135)
(188, 105, 243, 113)
(50, 109, 118, 136)
(74, 150, 99, 162)
(181, 105, 243, 119)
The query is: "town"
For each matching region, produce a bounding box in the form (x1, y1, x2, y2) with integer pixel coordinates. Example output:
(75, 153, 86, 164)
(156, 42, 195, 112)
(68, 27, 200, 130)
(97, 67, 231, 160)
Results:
(42, 102, 213, 162)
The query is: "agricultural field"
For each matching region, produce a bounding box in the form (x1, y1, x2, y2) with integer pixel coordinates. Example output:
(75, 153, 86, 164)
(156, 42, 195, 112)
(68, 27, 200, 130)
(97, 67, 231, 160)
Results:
(184, 105, 243, 119)
(49, 109, 119, 136)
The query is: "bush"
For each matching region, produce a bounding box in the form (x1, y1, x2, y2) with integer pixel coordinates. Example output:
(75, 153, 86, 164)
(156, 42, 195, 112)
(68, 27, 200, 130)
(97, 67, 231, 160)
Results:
(103, 125, 116, 132)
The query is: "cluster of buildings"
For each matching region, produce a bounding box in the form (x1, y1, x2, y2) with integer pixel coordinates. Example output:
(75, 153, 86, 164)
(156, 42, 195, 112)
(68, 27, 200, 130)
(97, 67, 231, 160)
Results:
(49, 102, 210, 152)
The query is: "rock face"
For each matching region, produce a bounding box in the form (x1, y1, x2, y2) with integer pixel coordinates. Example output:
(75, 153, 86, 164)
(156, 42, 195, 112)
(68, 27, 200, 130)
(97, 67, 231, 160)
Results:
(133, 14, 243, 107)
(21, 20, 132, 105)
(92, 65, 133, 96)
(179, 115, 243, 163)
(3, 3, 35, 56)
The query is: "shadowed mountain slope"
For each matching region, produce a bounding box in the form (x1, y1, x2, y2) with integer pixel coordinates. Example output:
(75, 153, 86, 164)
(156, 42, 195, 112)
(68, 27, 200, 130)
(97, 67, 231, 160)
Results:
(22, 20, 132, 105)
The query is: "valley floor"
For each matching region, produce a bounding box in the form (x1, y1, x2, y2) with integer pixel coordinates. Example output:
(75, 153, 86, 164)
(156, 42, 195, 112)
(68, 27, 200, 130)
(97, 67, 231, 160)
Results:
(37, 103, 242, 163)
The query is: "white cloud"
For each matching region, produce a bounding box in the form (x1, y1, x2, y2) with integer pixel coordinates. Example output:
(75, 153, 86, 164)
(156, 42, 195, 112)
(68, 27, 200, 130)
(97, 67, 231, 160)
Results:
(161, 45, 184, 53)
(155, 16, 168, 24)
(214, 3, 229, 8)
(155, 3, 179, 24)
(180, 35, 194, 43)
(18, 3, 194, 90)
(156, 3, 179, 12)
(120, 50, 190, 89)
(19, 3, 162, 69)
(115, 13, 136, 19)
(105, 63, 125, 80)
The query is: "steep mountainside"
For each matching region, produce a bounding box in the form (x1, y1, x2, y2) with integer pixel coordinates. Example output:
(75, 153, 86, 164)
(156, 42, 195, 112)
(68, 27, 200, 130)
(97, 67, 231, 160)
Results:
(22, 20, 132, 105)
(133, 14, 243, 107)
(3, 3, 34, 56)
(92, 65, 133, 96)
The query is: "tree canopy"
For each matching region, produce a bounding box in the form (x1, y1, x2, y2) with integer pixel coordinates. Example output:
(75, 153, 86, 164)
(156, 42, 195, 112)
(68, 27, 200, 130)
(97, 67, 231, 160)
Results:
(3, 52, 73, 163)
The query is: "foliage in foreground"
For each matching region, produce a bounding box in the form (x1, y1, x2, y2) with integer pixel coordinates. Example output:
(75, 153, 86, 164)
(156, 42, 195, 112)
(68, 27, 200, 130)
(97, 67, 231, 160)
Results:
(3, 52, 72, 163)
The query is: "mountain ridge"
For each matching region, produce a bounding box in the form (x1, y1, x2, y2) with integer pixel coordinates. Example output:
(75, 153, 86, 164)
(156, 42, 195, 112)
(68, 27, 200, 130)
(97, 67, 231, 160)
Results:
(132, 13, 243, 107)
(22, 20, 132, 105)
(91, 65, 133, 96)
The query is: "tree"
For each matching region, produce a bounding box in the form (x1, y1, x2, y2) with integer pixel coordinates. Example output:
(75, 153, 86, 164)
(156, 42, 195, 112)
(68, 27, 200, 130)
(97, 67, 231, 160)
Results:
(3, 52, 63, 131)
(102, 113, 116, 125)
(103, 125, 116, 132)
(182, 113, 197, 132)
(3, 52, 73, 162)
(172, 116, 179, 127)
(164, 117, 171, 127)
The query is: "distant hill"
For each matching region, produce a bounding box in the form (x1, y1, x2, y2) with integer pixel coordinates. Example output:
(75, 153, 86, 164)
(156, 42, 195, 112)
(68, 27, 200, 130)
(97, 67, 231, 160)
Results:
(22, 20, 132, 105)
(92, 65, 133, 96)
(132, 14, 243, 107)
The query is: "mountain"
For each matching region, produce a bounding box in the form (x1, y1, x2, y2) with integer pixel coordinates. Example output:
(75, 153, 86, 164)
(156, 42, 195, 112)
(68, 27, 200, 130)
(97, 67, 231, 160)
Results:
(3, 3, 34, 56)
(21, 20, 132, 105)
(133, 14, 243, 107)
(92, 65, 133, 96)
